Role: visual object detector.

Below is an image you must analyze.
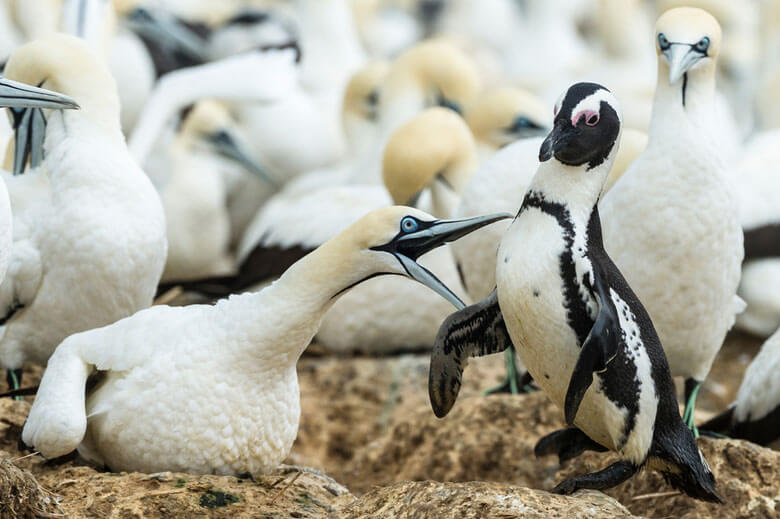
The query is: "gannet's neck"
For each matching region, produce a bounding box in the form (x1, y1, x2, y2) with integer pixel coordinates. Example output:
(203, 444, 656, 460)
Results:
(61, 0, 116, 57)
(650, 57, 716, 134)
(221, 236, 380, 364)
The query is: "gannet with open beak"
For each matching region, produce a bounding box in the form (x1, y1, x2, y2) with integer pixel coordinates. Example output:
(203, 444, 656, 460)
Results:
(0, 34, 167, 389)
(22, 206, 508, 474)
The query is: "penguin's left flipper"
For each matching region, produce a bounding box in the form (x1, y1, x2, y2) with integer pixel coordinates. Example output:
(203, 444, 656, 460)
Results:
(429, 289, 512, 418)
(564, 261, 620, 426)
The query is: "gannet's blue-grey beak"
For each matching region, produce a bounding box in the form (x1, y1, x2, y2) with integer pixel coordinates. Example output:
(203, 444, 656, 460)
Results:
(126, 7, 207, 62)
(210, 129, 278, 188)
(374, 213, 513, 309)
(0, 78, 80, 175)
(0, 77, 79, 110)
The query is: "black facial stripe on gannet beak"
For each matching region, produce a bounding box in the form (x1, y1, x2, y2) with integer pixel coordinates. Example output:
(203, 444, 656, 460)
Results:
(370, 213, 512, 308)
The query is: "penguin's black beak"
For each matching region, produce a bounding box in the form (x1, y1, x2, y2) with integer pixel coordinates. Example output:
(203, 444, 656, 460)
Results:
(539, 120, 578, 162)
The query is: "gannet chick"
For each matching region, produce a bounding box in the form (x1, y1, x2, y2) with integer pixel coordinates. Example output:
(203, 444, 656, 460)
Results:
(0, 35, 167, 387)
(430, 83, 721, 501)
(464, 87, 549, 161)
(22, 206, 508, 473)
(700, 328, 780, 447)
(160, 100, 266, 282)
(600, 8, 744, 434)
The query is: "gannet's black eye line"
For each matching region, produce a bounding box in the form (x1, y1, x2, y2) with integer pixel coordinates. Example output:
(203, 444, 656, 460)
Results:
(694, 37, 710, 54)
(658, 33, 670, 50)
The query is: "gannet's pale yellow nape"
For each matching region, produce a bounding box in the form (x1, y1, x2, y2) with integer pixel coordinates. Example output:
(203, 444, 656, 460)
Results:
(3, 34, 121, 135)
(655, 7, 722, 85)
(342, 60, 390, 123)
(382, 38, 482, 117)
(383, 107, 477, 218)
(465, 87, 549, 150)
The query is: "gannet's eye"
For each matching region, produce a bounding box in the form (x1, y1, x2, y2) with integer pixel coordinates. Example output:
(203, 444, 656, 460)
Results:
(401, 216, 419, 233)
(658, 33, 670, 51)
(694, 37, 710, 53)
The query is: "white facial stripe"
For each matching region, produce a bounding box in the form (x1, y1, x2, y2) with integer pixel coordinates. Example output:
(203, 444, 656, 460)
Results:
(570, 89, 621, 127)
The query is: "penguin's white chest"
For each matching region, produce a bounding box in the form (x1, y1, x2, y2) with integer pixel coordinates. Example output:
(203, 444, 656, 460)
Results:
(496, 210, 583, 406)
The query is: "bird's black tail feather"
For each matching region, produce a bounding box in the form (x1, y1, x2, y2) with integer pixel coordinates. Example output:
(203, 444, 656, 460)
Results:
(650, 421, 722, 503)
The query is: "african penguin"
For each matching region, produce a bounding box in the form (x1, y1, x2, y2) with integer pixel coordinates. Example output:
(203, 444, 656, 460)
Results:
(599, 7, 744, 435)
(429, 82, 720, 501)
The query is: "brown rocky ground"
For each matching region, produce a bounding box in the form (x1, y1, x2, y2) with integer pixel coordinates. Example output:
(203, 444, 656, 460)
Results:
(0, 331, 774, 518)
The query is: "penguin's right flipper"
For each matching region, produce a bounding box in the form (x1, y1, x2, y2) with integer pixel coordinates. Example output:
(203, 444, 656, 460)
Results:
(564, 261, 620, 426)
(429, 289, 512, 418)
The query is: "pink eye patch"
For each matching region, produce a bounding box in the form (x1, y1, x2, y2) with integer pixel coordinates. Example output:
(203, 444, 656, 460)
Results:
(572, 110, 599, 127)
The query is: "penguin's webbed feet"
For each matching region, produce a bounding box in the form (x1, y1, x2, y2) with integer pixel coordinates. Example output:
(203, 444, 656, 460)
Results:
(484, 346, 536, 395)
(551, 460, 638, 495)
(534, 427, 608, 464)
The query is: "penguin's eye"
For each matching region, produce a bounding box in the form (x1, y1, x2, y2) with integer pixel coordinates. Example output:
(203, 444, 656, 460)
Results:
(658, 33, 670, 51)
(585, 113, 599, 126)
(694, 37, 710, 53)
(400, 216, 419, 233)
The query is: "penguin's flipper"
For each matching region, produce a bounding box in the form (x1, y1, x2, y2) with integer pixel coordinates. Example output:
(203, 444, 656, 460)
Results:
(429, 289, 512, 418)
(564, 262, 620, 426)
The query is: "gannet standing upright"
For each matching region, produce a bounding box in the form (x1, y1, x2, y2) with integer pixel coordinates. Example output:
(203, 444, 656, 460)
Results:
(0, 35, 167, 387)
(600, 8, 744, 434)
(22, 207, 508, 474)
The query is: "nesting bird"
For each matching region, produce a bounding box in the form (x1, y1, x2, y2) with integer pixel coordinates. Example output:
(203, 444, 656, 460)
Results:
(430, 83, 720, 501)
(0, 34, 167, 387)
(599, 8, 744, 434)
(22, 206, 507, 473)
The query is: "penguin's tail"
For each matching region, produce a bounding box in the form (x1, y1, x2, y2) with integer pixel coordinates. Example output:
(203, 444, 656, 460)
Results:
(650, 422, 723, 503)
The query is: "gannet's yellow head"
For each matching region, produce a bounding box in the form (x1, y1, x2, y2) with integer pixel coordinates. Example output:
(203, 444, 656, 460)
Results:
(383, 39, 481, 115)
(177, 100, 276, 186)
(655, 7, 722, 84)
(465, 87, 549, 149)
(383, 107, 476, 218)
(324, 205, 509, 307)
(4, 34, 118, 129)
(343, 61, 390, 123)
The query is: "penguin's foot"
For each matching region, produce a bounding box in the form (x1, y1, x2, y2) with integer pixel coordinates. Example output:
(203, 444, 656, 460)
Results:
(534, 427, 608, 464)
(484, 347, 536, 395)
(683, 378, 702, 438)
(5, 368, 23, 402)
(552, 460, 638, 495)
(236, 472, 257, 482)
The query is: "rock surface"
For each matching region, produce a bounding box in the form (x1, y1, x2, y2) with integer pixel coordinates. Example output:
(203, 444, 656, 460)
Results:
(33, 465, 352, 519)
(336, 481, 643, 519)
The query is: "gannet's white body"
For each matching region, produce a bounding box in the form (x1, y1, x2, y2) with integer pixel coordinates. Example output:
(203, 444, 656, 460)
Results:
(733, 329, 780, 432)
(730, 131, 780, 336)
(600, 9, 743, 389)
(0, 35, 167, 371)
(22, 206, 507, 472)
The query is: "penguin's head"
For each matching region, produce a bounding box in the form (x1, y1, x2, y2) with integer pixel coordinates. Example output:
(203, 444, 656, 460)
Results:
(655, 7, 722, 84)
(539, 82, 622, 171)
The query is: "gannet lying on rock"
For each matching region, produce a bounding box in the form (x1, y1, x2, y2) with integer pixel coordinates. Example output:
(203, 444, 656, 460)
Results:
(23, 207, 508, 474)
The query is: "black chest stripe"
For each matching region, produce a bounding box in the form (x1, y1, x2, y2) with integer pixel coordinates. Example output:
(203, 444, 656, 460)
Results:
(519, 191, 593, 345)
